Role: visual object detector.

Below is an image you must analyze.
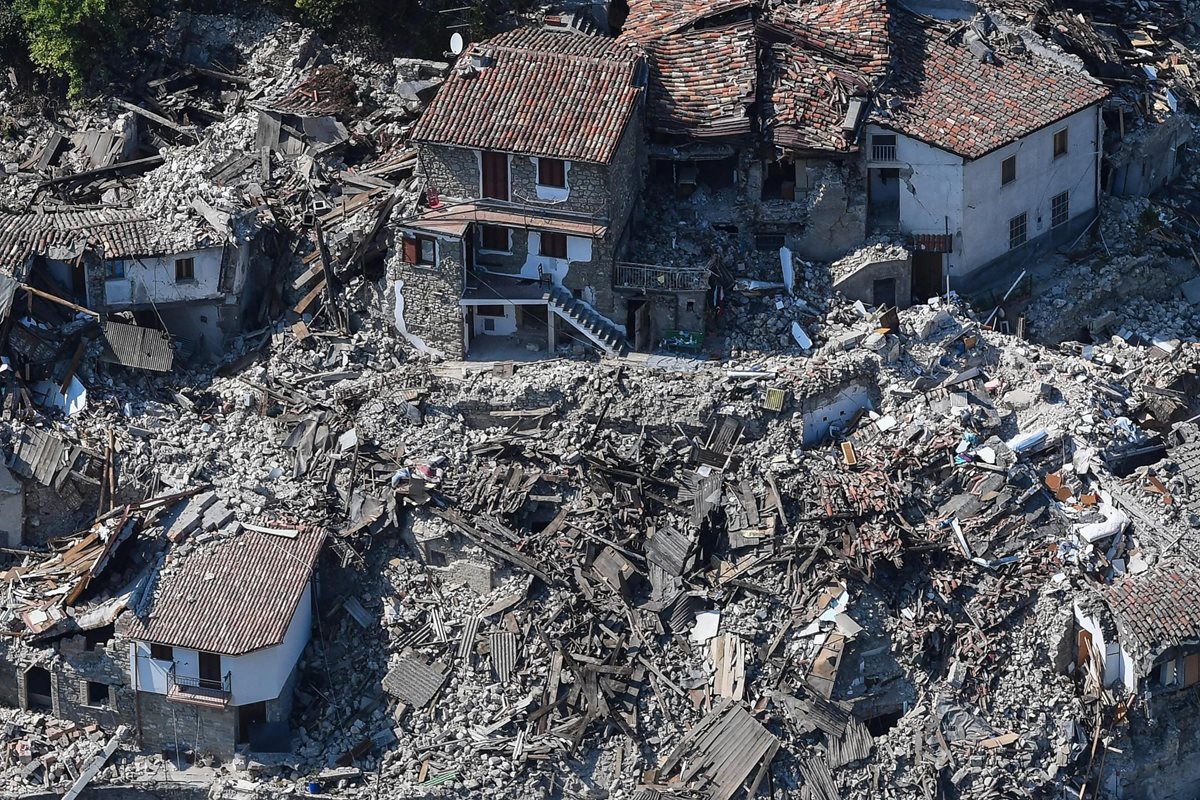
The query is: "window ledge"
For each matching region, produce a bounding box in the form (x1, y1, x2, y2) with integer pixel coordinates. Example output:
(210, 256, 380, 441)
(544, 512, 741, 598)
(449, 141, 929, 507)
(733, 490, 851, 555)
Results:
(174, 279, 199, 285)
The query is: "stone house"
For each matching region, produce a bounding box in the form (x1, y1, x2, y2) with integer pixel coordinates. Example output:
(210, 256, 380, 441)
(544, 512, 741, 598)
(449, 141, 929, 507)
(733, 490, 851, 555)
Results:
(117, 522, 326, 757)
(0, 207, 263, 360)
(864, 8, 1109, 296)
(1073, 560, 1200, 695)
(394, 26, 680, 358)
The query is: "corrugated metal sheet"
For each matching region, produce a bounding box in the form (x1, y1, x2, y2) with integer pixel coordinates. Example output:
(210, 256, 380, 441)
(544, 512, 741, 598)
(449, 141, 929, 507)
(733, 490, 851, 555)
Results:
(127, 520, 326, 655)
(100, 321, 174, 372)
(382, 654, 448, 708)
(645, 525, 692, 576)
(827, 716, 873, 768)
(458, 615, 480, 663)
(491, 631, 518, 682)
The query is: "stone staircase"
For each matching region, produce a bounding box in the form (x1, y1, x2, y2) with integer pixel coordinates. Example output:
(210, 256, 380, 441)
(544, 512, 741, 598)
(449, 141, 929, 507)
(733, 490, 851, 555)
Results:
(545, 286, 628, 356)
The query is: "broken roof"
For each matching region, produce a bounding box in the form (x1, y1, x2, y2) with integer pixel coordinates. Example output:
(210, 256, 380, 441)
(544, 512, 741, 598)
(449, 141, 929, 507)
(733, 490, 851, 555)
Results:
(761, 44, 870, 153)
(620, 0, 757, 139)
(409, 27, 644, 165)
(0, 208, 167, 273)
(763, 0, 891, 78)
(124, 520, 326, 655)
(398, 201, 609, 239)
(874, 9, 1109, 159)
(1102, 559, 1200, 673)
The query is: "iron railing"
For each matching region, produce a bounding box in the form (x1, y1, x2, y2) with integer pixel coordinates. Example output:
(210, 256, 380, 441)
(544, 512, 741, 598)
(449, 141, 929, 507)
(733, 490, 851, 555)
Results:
(614, 262, 708, 292)
(871, 143, 897, 162)
(167, 663, 231, 702)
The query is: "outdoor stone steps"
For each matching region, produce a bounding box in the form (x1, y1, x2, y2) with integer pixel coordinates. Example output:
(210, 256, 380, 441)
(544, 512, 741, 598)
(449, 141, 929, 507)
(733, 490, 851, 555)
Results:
(545, 286, 628, 356)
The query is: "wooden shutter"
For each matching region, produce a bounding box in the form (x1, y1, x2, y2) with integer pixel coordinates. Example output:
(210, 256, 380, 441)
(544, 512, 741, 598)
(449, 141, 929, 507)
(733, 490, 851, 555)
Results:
(1185, 653, 1200, 686)
(540, 232, 567, 259)
(539, 158, 565, 188)
(482, 152, 509, 200)
(402, 236, 418, 264)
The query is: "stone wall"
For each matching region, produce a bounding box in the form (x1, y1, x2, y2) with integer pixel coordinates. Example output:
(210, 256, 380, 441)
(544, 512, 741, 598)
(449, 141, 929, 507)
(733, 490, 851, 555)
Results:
(607, 114, 646, 251)
(390, 239, 466, 360)
(832, 257, 913, 310)
(0, 637, 133, 731)
(562, 235, 616, 316)
(137, 691, 237, 759)
(418, 145, 479, 200)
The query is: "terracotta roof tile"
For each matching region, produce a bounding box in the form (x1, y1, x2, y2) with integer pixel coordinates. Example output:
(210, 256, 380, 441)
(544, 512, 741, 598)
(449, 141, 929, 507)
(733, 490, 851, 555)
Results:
(126, 520, 326, 656)
(761, 43, 870, 152)
(1102, 559, 1200, 673)
(410, 27, 644, 164)
(873, 9, 1109, 159)
(0, 208, 168, 274)
(765, 0, 891, 78)
(620, 0, 757, 138)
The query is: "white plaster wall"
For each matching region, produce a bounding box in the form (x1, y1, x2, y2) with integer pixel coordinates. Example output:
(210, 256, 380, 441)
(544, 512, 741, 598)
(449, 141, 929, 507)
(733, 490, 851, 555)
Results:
(1074, 602, 1131, 690)
(519, 232, 593, 284)
(865, 126, 965, 244)
(472, 304, 518, 336)
(104, 246, 225, 307)
(801, 385, 874, 446)
(131, 581, 313, 705)
(960, 105, 1100, 273)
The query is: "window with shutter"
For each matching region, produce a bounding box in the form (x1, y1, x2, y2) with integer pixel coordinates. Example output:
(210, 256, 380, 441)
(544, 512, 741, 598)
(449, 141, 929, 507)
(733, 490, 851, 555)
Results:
(539, 232, 568, 259)
(537, 158, 566, 188)
(480, 225, 509, 251)
(402, 236, 418, 264)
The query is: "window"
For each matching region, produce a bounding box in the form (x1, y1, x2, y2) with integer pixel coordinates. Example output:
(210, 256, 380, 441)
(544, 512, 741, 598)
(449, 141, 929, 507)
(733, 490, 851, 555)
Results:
(539, 232, 568, 259)
(402, 235, 437, 266)
(428, 549, 449, 567)
(1008, 212, 1027, 250)
(537, 157, 566, 188)
(104, 261, 124, 280)
(1051, 191, 1070, 228)
(86, 681, 110, 707)
(480, 225, 509, 252)
(1001, 156, 1017, 186)
(149, 643, 173, 662)
(174, 257, 195, 282)
(476, 305, 506, 317)
(1053, 128, 1069, 158)
(871, 134, 897, 162)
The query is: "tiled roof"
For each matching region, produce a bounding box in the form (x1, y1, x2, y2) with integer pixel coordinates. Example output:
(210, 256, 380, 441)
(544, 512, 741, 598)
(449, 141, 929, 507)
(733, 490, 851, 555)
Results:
(620, 0, 757, 138)
(127, 520, 326, 655)
(409, 27, 644, 164)
(0, 208, 167, 274)
(874, 10, 1109, 158)
(1103, 560, 1200, 673)
(764, 0, 891, 78)
(761, 43, 870, 152)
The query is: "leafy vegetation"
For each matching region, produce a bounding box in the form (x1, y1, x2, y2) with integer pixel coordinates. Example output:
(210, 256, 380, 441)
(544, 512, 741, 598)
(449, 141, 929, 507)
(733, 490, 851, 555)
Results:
(9, 0, 145, 97)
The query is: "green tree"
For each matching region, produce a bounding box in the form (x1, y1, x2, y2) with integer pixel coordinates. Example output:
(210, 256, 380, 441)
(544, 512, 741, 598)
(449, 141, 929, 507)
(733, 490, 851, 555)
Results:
(13, 0, 143, 98)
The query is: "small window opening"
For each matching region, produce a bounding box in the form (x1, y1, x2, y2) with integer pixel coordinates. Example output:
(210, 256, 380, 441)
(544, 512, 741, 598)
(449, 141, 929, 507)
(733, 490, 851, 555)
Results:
(86, 681, 110, 707)
(174, 257, 195, 282)
(1001, 156, 1017, 186)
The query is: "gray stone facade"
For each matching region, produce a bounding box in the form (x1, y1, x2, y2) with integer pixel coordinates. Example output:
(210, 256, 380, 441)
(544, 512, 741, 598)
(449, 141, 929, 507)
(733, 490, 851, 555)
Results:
(390, 239, 466, 360)
(0, 637, 132, 731)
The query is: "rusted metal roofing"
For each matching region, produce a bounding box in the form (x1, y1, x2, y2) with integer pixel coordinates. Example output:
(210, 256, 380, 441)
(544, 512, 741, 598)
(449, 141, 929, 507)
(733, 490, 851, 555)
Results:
(0, 208, 167, 274)
(410, 27, 644, 164)
(621, 0, 757, 139)
(99, 321, 175, 372)
(876, 9, 1109, 158)
(127, 520, 326, 655)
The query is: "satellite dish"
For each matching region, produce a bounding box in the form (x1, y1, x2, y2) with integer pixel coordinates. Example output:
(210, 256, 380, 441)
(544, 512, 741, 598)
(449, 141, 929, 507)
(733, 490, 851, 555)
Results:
(450, 32, 465, 55)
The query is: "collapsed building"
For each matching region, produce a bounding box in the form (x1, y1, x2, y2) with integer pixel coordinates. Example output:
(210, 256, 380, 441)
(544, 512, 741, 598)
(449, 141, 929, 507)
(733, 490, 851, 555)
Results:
(0, 1, 1197, 799)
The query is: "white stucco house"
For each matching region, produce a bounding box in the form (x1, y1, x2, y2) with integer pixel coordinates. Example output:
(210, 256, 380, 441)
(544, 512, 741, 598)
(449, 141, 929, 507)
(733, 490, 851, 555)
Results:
(120, 520, 326, 755)
(1073, 560, 1200, 695)
(864, 9, 1110, 298)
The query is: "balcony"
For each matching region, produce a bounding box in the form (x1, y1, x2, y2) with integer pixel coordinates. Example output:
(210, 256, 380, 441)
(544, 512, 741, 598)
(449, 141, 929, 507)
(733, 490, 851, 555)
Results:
(614, 262, 708, 292)
(870, 143, 897, 162)
(166, 664, 231, 708)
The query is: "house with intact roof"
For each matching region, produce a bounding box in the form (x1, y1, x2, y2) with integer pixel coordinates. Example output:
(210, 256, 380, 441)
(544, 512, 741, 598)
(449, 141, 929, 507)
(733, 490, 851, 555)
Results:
(864, 8, 1110, 295)
(119, 521, 326, 756)
(393, 26, 658, 359)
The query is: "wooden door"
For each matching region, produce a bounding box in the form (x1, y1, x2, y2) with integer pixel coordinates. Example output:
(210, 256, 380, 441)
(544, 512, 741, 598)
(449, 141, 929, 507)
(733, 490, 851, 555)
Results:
(198, 651, 222, 686)
(912, 252, 943, 301)
(481, 152, 509, 200)
(1185, 653, 1200, 686)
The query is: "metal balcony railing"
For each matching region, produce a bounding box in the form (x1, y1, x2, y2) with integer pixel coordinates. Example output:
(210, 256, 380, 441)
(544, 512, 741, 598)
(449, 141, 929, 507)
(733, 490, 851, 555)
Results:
(871, 143, 897, 162)
(167, 663, 232, 706)
(614, 262, 708, 292)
